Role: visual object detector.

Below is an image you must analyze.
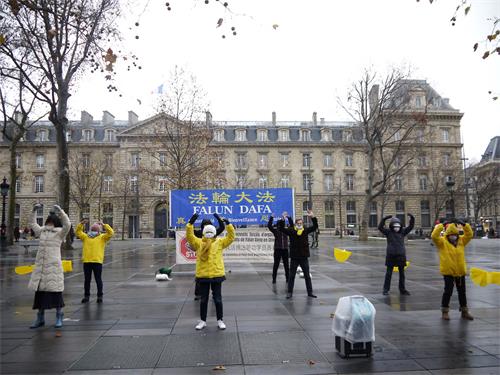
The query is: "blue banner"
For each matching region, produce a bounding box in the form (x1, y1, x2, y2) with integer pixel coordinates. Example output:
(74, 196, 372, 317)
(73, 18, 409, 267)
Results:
(169, 188, 295, 227)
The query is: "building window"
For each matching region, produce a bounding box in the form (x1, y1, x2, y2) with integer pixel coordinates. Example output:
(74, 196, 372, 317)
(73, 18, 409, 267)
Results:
(131, 153, 140, 168)
(235, 153, 247, 169)
(394, 156, 402, 168)
(324, 174, 333, 192)
(416, 128, 424, 143)
(105, 129, 115, 142)
(34, 175, 44, 193)
(417, 154, 427, 167)
(280, 174, 289, 188)
(395, 175, 403, 191)
(278, 129, 289, 142)
(395, 200, 405, 226)
(369, 201, 378, 228)
(38, 129, 48, 141)
(14, 203, 20, 228)
(35, 204, 44, 226)
(302, 201, 311, 224)
(15, 178, 21, 193)
(36, 154, 45, 169)
(130, 176, 138, 193)
(82, 153, 90, 168)
(345, 153, 353, 167)
(346, 201, 356, 225)
(236, 174, 246, 188)
(345, 174, 354, 191)
(258, 174, 268, 189)
(235, 129, 246, 142)
(159, 176, 168, 192)
(81, 203, 90, 221)
(301, 129, 311, 141)
(321, 130, 331, 142)
(419, 174, 428, 191)
(83, 129, 93, 142)
(321, 200, 334, 228)
(394, 129, 401, 141)
(15, 153, 22, 169)
(102, 203, 113, 227)
(303, 173, 312, 191)
(159, 153, 167, 167)
(257, 129, 267, 142)
(323, 153, 333, 167)
(442, 128, 450, 143)
(303, 153, 311, 167)
(415, 96, 423, 108)
(258, 153, 268, 169)
(214, 129, 224, 142)
(443, 153, 451, 167)
(103, 176, 113, 192)
(280, 153, 289, 168)
(66, 130, 71, 142)
(420, 200, 431, 228)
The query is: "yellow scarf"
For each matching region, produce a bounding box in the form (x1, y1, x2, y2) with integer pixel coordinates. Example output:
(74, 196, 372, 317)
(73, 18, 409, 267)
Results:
(294, 226, 304, 236)
(199, 237, 214, 261)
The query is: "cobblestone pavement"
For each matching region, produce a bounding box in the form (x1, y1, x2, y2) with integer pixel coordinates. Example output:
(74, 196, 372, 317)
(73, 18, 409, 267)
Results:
(1, 235, 499, 374)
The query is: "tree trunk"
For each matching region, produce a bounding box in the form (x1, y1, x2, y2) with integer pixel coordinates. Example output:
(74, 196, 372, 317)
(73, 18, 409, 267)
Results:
(359, 196, 371, 241)
(6, 142, 18, 246)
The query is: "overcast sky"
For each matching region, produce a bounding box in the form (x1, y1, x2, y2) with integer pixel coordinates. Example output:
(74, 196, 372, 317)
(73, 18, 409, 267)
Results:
(68, 0, 500, 162)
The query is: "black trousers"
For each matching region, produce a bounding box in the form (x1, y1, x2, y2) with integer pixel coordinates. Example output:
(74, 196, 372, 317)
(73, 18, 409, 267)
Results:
(194, 280, 201, 297)
(441, 275, 467, 308)
(288, 258, 313, 295)
(383, 266, 406, 292)
(199, 281, 223, 321)
(272, 248, 289, 282)
(84, 262, 103, 297)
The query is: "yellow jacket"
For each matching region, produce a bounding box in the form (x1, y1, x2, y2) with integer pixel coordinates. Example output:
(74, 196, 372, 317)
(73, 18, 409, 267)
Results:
(76, 223, 114, 264)
(186, 223, 235, 279)
(431, 223, 473, 277)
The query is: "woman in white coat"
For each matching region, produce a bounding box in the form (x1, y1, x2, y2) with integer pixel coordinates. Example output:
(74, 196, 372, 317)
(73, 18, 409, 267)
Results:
(29, 204, 71, 329)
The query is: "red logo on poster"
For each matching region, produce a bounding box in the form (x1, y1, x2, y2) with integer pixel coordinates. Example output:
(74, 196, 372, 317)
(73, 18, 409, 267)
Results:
(180, 237, 197, 261)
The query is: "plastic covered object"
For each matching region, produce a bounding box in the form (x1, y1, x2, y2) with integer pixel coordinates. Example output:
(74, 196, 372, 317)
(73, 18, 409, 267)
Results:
(470, 267, 500, 287)
(155, 273, 172, 281)
(332, 295, 376, 343)
(334, 248, 352, 263)
(393, 261, 410, 272)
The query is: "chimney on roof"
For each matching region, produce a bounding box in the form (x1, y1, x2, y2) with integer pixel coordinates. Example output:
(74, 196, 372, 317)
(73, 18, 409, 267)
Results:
(369, 85, 379, 115)
(205, 111, 212, 126)
(312, 112, 317, 126)
(102, 111, 114, 125)
(128, 111, 139, 125)
(81, 111, 93, 125)
(320, 117, 325, 125)
(14, 111, 24, 123)
(272, 111, 276, 126)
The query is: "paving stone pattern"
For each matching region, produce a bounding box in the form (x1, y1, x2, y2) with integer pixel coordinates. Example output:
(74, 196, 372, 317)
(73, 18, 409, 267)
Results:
(0, 237, 499, 374)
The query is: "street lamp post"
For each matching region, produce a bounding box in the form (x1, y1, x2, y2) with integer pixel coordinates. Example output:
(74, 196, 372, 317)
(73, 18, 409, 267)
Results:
(307, 156, 313, 211)
(446, 177, 456, 218)
(461, 157, 470, 221)
(0, 177, 10, 250)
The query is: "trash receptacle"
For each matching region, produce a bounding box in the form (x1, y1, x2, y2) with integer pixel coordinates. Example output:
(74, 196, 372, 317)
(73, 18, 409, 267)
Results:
(332, 295, 376, 358)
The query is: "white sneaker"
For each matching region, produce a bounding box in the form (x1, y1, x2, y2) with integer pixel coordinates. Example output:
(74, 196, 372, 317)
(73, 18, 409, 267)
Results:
(217, 320, 226, 330)
(195, 320, 206, 330)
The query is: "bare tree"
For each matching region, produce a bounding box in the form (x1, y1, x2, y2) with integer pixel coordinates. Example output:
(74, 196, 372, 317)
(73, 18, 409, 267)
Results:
(0, 0, 120, 247)
(0, 54, 46, 245)
(339, 69, 428, 241)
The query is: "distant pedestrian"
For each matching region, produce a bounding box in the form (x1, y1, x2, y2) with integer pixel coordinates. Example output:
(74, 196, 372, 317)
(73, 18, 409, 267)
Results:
(378, 214, 414, 296)
(28, 204, 70, 329)
(193, 213, 225, 300)
(279, 210, 318, 299)
(432, 219, 474, 321)
(13, 226, 20, 242)
(76, 219, 114, 304)
(268, 212, 292, 284)
(186, 213, 235, 330)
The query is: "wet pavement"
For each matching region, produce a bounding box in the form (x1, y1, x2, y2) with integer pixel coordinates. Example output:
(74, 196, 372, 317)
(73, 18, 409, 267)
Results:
(0, 235, 499, 374)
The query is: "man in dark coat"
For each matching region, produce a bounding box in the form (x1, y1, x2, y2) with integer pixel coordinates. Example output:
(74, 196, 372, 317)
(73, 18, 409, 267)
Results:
(278, 210, 318, 299)
(268, 212, 293, 284)
(192, 213, 226, 300)
(378, 214, 415, 295)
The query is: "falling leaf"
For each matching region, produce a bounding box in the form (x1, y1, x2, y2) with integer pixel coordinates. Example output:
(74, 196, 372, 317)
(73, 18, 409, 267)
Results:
(8, 0, 20, 15)
(105, 63, 113, 72)
(272, 24, 279, 30)
(308, 359, 316, 365)
(48, 28, 57, 39)
(464, 6, 471, 15)
(213, 365, 226, 371)
(137, 99, 142, 105)
(493, 97, 498, 101)
(482, 51, 490, 59)
(55, 331, 62, 337)
(216, 18, 223, 28)
(0, 34, 5, 45)
(473, 43, 478, 52)
(104, 48, 117, 63)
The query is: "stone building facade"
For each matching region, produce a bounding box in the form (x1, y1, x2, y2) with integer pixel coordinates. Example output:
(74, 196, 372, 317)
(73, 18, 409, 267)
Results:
(0, 80, 466, 238)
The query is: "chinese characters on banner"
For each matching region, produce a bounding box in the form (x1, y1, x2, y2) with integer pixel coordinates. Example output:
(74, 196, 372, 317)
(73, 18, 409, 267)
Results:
(169, 188, 295, 227)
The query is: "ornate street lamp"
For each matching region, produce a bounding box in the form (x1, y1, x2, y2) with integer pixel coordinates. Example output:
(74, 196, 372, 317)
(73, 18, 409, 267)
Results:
(446, 176, 455, 218)
(0, 177, 10, 250)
